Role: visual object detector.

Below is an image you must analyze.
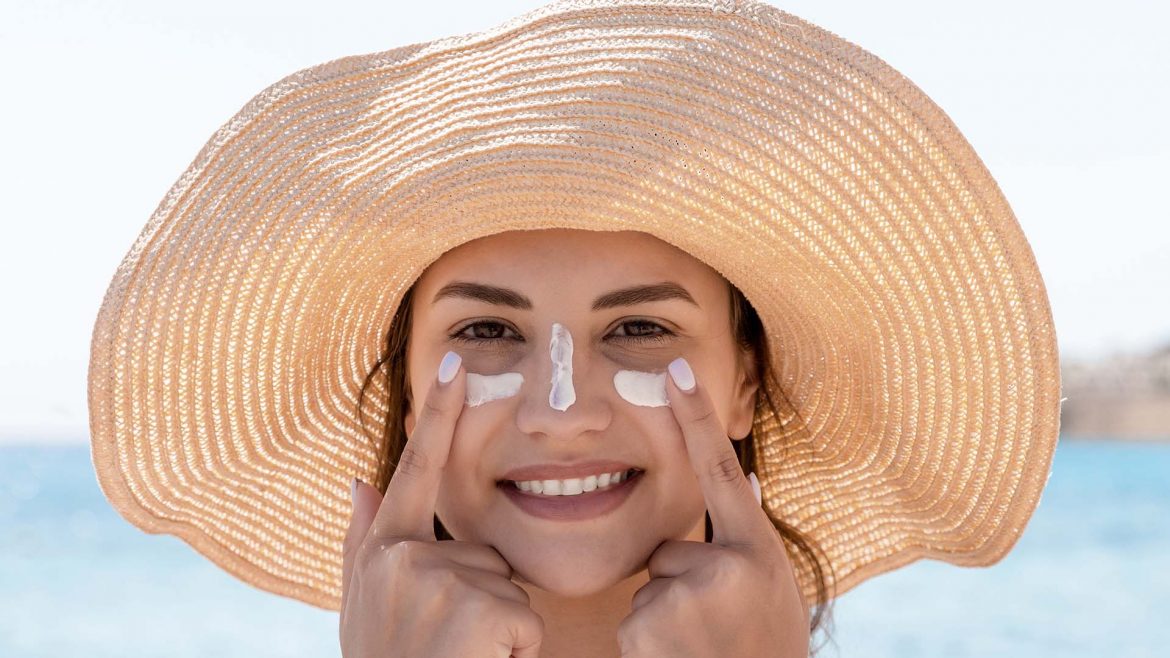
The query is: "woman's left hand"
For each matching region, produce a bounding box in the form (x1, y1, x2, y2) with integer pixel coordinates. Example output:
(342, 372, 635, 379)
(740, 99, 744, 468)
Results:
(617, 357, 810, 658)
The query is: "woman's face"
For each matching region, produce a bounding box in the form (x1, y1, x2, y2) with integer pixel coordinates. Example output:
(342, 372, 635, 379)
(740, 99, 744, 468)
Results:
(403, 228, 759, 597)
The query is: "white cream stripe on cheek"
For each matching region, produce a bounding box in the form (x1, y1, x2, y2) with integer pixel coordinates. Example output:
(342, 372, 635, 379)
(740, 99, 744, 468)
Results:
(613, 369, 670, 407)
(549, 322, 576, 411)
(465, 372, 524, 407)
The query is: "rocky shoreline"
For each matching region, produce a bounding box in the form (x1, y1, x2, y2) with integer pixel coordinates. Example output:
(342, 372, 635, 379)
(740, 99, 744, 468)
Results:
(1058, 342, 1170, 441)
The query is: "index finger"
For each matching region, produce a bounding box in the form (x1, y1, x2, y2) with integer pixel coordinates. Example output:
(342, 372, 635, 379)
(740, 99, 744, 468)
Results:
(370, 350, 466, 542)
(665, 356, 772, 547)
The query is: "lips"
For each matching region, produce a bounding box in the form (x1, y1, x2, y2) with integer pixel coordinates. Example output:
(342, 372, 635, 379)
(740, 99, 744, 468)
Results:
(500, 468, 645, 521)
(498, 459, 642, 483)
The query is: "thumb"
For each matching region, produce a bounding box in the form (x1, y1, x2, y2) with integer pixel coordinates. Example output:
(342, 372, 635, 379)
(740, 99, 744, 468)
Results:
(342, 478, 383, 598)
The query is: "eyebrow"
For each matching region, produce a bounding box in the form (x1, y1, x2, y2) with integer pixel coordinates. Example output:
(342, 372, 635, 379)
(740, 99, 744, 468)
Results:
(431, 280, 699, 311)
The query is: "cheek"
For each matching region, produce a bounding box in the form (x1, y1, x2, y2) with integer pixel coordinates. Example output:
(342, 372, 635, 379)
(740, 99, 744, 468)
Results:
(466, 371, 524, 407)
(613, 369, 669, 407)
(649, 443, 708, 538)
(432, 424, 493, 539)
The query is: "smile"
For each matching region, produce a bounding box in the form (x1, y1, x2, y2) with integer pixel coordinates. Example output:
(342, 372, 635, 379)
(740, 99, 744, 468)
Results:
(498, 469, 645, 521)
(507, 468, 641, 496)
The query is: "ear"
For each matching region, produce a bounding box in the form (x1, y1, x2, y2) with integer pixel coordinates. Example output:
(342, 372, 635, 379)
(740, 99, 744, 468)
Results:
(727, 347, 760, 441)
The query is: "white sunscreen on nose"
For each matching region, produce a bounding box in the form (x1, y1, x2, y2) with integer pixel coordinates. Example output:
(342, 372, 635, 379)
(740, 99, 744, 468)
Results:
(465, 372, 524, 407)
(549, 322, 576, 411)
(613, 369, 670, 407)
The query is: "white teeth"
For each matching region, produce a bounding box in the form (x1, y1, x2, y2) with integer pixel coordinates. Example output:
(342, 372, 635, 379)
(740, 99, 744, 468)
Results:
(511, 470, 634, 496)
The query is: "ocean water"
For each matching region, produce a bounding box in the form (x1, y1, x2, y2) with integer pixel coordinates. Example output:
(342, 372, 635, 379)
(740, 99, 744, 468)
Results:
(1, 439, 1166, 657)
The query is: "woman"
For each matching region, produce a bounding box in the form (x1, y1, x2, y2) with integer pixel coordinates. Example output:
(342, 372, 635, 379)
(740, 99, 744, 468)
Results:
(344, 228, 813, 656)
(87, 1, 1062, 656)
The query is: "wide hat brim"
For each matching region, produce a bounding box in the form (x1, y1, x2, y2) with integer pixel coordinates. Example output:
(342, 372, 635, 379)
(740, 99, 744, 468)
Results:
(88, 0, 1062, 610)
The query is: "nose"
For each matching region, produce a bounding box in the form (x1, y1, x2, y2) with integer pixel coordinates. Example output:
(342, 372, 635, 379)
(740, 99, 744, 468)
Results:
(513, 323, 612, 440)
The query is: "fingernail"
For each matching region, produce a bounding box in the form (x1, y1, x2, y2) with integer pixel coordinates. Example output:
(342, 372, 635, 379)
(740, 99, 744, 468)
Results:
(749, 471, 762, 505)
(438, 350, 461, 384)
(351, 477, 361, 504)
(667, 357, 696, 392)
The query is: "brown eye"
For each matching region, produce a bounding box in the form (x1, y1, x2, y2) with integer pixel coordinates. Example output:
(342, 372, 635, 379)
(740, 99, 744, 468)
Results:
(612, 320, 673, 344)
(448, 319, 674, 346)
(449, 320, 521, 345)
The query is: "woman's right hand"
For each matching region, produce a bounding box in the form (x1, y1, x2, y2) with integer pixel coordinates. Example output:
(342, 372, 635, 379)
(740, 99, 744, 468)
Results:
(340, 351, 545, 658)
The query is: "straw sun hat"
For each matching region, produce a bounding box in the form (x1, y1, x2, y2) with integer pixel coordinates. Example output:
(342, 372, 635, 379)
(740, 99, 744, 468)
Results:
(87, 0, 1062, 610)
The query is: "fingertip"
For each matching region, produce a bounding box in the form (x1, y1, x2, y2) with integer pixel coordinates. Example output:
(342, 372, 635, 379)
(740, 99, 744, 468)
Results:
(350, 479, 382, 519)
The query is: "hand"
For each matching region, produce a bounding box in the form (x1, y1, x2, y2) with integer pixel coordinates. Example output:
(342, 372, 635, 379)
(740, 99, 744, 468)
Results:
(340, 351, 545, 658)
(617, 357, 810, 658)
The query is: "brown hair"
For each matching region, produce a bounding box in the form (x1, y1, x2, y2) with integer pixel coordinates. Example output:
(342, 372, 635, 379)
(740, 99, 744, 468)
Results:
(356, 279, 837, 654)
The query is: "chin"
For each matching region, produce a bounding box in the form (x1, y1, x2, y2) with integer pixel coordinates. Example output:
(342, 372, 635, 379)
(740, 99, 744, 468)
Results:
(495, 535, 651, 598)
(510, 555, 644, 598)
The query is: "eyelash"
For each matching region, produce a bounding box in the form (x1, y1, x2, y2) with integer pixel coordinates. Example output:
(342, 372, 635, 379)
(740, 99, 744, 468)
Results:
(448, 319, 674, 347)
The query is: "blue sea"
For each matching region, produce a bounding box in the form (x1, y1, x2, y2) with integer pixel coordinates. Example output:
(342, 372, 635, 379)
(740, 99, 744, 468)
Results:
(1, 438, 1166, 657)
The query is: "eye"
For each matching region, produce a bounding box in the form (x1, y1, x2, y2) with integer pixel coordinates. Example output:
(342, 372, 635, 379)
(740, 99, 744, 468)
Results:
(449, 320, 523, 345)
(609, 319, 673, 344)
(448, 319, 674, 346)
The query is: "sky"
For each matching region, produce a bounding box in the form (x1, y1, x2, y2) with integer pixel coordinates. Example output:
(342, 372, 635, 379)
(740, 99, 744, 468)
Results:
(2, 0, 1167, 442)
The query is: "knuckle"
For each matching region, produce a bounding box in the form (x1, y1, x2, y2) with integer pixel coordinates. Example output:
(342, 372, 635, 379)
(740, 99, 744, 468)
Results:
(660, 579, 688, 607)
(616, 616, 635, 649)
(396, 442, 431, 479)
(456, 587, 493, 618)
(661, 581, 702, 624)
(708, 550, 748, 584)
(381, 539, 424, 569)
(629, 586, 648, 611)
(617, 612, 649, 655)
(708, 453, 744, 484)
(431, 565, 463, 596)
(419, 396, 447, 425)
(686, 405, 718, 426)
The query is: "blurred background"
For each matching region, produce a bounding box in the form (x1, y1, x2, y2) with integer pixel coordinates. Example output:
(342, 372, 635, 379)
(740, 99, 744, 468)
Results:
(2, 0, 1167, 656)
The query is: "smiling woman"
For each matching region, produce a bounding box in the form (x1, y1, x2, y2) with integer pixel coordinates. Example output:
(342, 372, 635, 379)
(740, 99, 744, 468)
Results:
(86, 0, 1061, 656)
(355, 229, 834, 655)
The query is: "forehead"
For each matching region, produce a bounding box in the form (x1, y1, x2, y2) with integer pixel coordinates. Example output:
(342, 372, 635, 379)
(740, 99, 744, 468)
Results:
(416, 229, 725, 294)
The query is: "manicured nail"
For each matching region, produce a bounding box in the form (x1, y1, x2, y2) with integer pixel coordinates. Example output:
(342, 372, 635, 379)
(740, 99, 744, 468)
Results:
(749, 471, 762, 505)
(438, 351, 461, 384)
(667, 357, 696, 392)
(351, 477, 361, 503)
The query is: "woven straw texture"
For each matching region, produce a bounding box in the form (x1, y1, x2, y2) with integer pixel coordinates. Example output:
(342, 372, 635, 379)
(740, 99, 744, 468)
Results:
(88, 0, 1062, 611)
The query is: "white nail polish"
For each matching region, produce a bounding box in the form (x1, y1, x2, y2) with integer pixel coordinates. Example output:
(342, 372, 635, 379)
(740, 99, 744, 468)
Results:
(549, 322, 575, 411)
(749, 471, 762, 505)
(667, 357, 696, 392)
(613, 369, 670, 407)
(437, 350, 461, 384)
